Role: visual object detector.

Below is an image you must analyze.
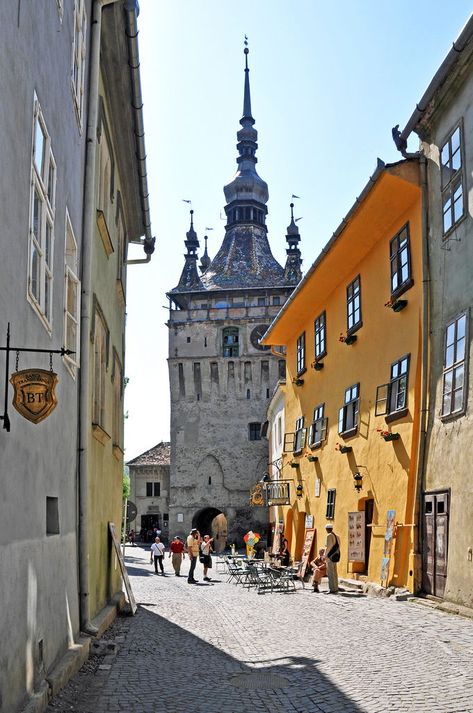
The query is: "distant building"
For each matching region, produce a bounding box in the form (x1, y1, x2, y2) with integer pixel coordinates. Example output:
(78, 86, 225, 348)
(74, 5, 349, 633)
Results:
(127, 443, 171, 542)
(399, 16, 473, 607)
(166, 48, 301, 549)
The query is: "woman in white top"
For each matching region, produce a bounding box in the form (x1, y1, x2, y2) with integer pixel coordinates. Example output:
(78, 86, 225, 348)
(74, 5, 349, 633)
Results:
(150, 536, 166, 575)
(200, 535, 214, 581)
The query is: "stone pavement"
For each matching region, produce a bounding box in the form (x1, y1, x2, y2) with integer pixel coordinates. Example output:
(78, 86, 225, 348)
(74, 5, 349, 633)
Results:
(47, 545, 473, 713)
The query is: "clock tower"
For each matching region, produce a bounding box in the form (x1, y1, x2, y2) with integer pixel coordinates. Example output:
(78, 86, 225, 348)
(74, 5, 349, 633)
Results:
(166, 47, 302, 549)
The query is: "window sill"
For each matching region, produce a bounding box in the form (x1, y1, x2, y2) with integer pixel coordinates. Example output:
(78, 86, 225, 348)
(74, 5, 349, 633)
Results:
(440, 408, 466, 423)
(391, 278, 414, 302)
(296, 367, 307, 378)
(92, 423, 111, 445)
(338, 427, 358, 440)
(113, 443, 124, 461)
(385, 408, 408, 424)
(442, 211, 467, 241)
(309, 441, 323, 450)
(347, 322, 362, 338)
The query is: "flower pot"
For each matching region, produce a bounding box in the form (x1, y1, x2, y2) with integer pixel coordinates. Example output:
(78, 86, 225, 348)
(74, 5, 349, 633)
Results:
(290, 461, 299, 468)
(339, 446, 352, 454)
(308, 455, 318, 462)
(344, 334, 357, 345)
(313, 362, 324, 371)
(382, 433, 400, 441)
(392, 299, 408, 312)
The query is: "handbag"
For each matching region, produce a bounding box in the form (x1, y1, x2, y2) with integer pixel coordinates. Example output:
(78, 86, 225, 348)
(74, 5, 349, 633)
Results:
(199, 554, 206, 563)
(327, 540, 341, 563)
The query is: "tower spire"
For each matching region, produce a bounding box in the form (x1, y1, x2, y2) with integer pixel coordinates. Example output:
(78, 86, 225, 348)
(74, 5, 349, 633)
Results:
(199, 235, 211, 274)
(176, 210, 203, 290)
(242, 37, 253, 122)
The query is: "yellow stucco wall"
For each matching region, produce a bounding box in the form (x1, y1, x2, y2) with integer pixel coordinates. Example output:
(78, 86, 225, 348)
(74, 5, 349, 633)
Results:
(265, 162, 423, 591)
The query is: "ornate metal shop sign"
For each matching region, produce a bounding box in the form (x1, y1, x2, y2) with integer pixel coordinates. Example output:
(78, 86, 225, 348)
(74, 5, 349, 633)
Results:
(249, 482, 265, 506)
(10, 369, 58, 424)
(265, 480, 291, 506)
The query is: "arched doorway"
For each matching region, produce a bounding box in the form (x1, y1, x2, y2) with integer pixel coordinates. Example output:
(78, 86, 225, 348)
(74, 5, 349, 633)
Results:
(193, 507, 228, 553)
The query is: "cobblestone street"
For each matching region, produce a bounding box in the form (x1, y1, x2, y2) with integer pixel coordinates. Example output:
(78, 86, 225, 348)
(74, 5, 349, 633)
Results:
(47, 546, 473, 713)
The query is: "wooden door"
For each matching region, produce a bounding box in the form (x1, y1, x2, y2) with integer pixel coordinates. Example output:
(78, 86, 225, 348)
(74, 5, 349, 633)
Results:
(364, 499, 374, 574)
(422, 491, 449, 598)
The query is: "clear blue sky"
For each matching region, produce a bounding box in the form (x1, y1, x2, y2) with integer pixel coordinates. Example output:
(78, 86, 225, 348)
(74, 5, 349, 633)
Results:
(124, 1, 472, 460)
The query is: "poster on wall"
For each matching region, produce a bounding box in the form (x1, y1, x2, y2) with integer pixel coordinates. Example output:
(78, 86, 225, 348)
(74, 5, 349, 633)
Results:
(272, 521, 284, 555)
(299, 528, 316, 579)
(380, 509, 396, 584)
(348, 511, 366, 561)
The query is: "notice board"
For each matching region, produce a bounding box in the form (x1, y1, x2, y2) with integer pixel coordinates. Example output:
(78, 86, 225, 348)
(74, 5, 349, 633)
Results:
(299, 528, 316, 579)
(348, 511, 366, 561)
(109, 522, 137, 615)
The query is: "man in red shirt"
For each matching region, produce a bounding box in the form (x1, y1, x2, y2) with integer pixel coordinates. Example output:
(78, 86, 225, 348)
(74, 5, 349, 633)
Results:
(168, 535, 185, 576)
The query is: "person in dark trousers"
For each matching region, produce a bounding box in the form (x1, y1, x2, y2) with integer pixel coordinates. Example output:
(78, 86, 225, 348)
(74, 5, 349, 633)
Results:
(186, 528, 201, 583)
(150, 536, 165, 575)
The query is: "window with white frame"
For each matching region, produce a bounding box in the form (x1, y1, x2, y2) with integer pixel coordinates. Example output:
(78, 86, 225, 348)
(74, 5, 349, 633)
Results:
(442, 313, 468, 417)
(64, 212, 80, 375)
(296, 332, 306, 374)
(28, 96, 56, 330)
(72, 0, 87, 126)
(294, 416, 306, 454)
(440, 125, 465, 236)
(390, 224, 412, 296)
(347, 276, 361, 332)
(314, 311, 326, 360)
(93, 310, 108, 429)
(338, 383, 360, 435)
(309, 403, 327, 448)
(375, 355, 410, 418)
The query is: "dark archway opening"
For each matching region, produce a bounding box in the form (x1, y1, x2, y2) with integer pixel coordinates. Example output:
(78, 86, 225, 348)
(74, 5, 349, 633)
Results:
(193, 507, 227, 553)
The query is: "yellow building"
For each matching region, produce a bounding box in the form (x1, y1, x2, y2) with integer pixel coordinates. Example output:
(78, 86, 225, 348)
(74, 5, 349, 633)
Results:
(263, 159, 423, 592)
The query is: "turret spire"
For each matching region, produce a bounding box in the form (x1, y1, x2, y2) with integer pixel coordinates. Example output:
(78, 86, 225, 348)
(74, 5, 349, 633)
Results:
(242, 38, 253, 122)
(199, 235, 211, 274)
(175, 210, 204, 291)
(284, 202, 302, 284)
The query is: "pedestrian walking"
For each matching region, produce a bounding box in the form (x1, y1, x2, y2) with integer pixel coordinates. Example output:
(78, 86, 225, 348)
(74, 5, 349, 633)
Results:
(309, 548, 327, 593)
(200, 535, 214, 581)
(324, 524, 340, 593)
(186, 528, 201, 584)
(169, 535, 185, 576)
(150, 536, 166, 575)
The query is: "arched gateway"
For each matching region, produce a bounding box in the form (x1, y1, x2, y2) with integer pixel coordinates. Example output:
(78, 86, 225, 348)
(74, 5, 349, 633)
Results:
(193, 507, 227, 553)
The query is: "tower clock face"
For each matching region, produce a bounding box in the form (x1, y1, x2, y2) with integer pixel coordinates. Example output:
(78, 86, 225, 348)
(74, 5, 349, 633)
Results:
(250, 324, 270, 351)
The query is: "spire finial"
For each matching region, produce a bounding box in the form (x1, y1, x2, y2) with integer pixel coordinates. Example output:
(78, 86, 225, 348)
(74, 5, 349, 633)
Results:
(242, 36, 252, 121)
(290, 202, 294, 220)
(190, 209, 194, 228)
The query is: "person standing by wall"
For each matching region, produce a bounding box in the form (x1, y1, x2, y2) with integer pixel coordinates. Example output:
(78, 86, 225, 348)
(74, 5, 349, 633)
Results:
(200, 535, 214, 581)
(186, 528, 201, 584)
(324, 524, 340, 593)
(169, 535, 185, 576)
(150, 536, 166, 575)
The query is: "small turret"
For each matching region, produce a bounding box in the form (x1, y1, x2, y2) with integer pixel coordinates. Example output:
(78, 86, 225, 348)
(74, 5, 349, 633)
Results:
(284, 203, 302, 284)
(199, 236, 211, 274)
(175, 210, 204, 291)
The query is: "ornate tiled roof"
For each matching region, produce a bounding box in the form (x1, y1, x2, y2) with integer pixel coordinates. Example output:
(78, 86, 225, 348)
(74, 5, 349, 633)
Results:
(126, 442, 170, 467)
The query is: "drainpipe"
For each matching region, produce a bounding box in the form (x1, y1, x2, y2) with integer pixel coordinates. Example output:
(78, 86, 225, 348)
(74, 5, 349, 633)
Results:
(124, 0, 156, 264)
(78, 0, 122, 636)
(413, 154, 431, 593)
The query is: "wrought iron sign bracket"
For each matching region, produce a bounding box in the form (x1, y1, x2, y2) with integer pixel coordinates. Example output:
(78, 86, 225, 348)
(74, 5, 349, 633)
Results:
(0, 323, 74, 432)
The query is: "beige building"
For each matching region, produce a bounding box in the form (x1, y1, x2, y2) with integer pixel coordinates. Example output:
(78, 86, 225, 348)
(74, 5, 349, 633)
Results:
(398, 16, 473, 607)
(127, 443, 171, 542)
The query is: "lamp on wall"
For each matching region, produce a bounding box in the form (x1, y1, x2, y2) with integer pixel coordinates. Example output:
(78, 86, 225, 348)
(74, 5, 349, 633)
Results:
(353, 472, 363, 492)
(296, 483, 303, 498)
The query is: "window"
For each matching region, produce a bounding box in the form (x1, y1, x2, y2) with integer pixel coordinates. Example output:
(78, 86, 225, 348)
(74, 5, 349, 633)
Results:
(442, 313, 468, 417)
(390, 224, 411, 296)
(296, 332, 305, 374)
(116, 201, 127, 299)
(146, 482, 161, 497)
(112, 352, 123, 448)
(294, 416, 306, 454)
(93, 310, 108, 428)
(326, 489, 336, 520)
(278, 360, 286, 379)
(314, 311, 326, 359)
(258, 297, 266, 306)
(309, 404, 327, 448)
(222, 327, 239, 357)
(97, 126, 113, 221)
(347, 276, 361, 333)
(338, 384, 360, 436)
(273, 296, 281, 306)
(64, 212, 80, 375)
(46, 497, 60, 535)
(441, 125, 465, 235)
(72, 0, 87, 126)
(249, 422, 261, 441)
(375, 355, 410, 417)
(28, 96, 56, 330)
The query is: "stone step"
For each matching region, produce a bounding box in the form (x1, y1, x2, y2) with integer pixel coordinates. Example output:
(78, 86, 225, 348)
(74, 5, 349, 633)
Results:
(339, 577, 364, 592)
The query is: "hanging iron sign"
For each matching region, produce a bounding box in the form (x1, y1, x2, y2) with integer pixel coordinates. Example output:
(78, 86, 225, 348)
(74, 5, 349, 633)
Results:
(10, 369, 58, 424)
